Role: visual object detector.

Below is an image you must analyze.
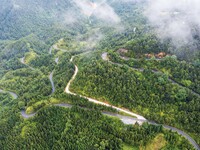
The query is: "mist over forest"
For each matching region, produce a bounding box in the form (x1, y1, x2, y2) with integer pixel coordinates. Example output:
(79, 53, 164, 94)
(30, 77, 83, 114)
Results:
(0, 0, 199, 60)
(0, 0, 199, 149)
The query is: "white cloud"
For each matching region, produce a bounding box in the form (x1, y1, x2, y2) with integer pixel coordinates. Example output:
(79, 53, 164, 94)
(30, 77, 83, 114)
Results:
(145, 0, 200, 45)
(93, 2, 120, 23)
(63, 10, 78, 25)
(73, 0, 120, 24)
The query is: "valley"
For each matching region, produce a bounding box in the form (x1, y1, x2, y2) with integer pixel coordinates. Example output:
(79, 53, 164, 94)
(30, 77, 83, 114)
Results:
(0, 0, 200, 149)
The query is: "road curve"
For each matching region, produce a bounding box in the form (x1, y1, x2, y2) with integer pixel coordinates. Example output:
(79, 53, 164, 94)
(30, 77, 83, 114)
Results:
(21, 110, 36, 119)
(104, 53, 200, 97)
(103, 112, 199, 150)
(20, 57, 25, 64)
(161, 125, 200, 150)
(55, 57, 59, 64)
(20, 104, 72, 119)
(65, 54, 147, 121)
(20, 55, 55, 96)
(20, 56, 55, 95)
(102, 52, 200, 150)
(49, 72, 55, 94)
(0, 89, 18, 99)
(20, 57, 35, 70)
(19, 52, 199, 149)
(49, 45, 53, 55)
(19, 100, 200, 149)
(50, 50, 62, 95)
(53, 44, 68, 52)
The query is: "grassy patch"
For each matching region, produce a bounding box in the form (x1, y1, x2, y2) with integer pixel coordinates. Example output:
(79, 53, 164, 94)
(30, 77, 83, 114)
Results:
(123, 143, 139, 150)
(25, 51, 37, 64)
(21, 123, 37, 138)
(145, 133, 166, 150)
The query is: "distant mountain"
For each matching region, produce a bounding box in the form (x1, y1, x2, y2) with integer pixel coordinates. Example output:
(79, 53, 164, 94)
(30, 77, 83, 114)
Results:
(0, 0, 86, 40)
(0, 0, 144, 40)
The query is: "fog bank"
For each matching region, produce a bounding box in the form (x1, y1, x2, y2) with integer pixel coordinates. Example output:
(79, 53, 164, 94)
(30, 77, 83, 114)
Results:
(73, 0, 120, 24)
(145, 0, 200, 47)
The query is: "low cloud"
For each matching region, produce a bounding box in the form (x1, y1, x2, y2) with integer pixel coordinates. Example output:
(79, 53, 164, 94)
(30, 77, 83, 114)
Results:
(72, 0, 120, 24)
(63, 10, 79, 25)
(93, 2, 120, 23)
(145, 0, 200, 46)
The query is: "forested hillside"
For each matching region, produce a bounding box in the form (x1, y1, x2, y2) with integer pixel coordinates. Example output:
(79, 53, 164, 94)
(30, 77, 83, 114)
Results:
(0, 0, 199, 149)
(71, 51, 200, 145)
(0, 0, 87, 40)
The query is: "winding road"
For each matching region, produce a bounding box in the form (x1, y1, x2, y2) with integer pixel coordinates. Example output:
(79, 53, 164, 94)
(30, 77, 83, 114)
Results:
(49, 44, 67, 54)
(20, 103, 72, 118)
(64, 52, 199, 150)
(64, 55, 146, 121)
(55, 57, 59, 64)
(49, 71, 55, 94)
(0, 89, 18, 99)
(20, 110, 36, 119)
(0, 56, 37, 101)
(20, 56, 56, 95)
(104, 53, 200, 97)
(104, 112, 200, 150)
(20, 57, 35, 70)
(18, 51, 199, 149)
(53, 45, 68, 52)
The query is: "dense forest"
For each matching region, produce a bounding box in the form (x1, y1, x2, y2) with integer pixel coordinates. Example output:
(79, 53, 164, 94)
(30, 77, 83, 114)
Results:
(71, 52, 200, 145)
(0, 0, 199, 149)
(0, 103, 194, 150)
(108, 51, 200, 94)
